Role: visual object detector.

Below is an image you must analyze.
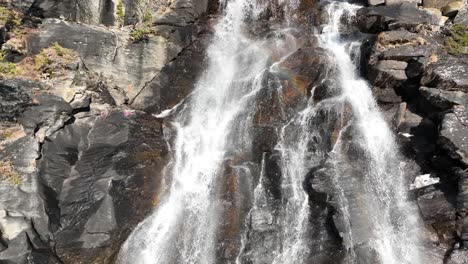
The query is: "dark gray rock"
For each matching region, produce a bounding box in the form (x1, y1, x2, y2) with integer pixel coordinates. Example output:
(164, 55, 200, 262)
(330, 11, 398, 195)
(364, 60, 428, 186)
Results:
(40, 110, 169, 263)
(19, 94, 73, 141)
(417, 186, 456, 224)
(420, 86, 468, 110)
(439, 106, 468, 166)
(131, 27, 212, 113)
(357, 3, 440, 33)
(373, 86, 402, 103)
(0, 79, 41, 122)
(422, 55, 468, 92)
(369, 60, 408, 89)
(454, 8, 468, 26)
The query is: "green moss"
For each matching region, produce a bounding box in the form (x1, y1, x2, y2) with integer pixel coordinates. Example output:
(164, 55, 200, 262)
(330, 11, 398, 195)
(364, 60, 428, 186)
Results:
(117, 0, 125, 24)
(0, 160, 22, 186)
(130, 27, 153, 42)
(446, 24, 468, 55)
(0, 62, 20, 75)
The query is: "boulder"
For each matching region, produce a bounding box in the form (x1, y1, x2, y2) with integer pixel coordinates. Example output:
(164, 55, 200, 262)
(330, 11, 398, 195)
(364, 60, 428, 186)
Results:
(356, 3, 440, 33)
(454, 8, 468, 26)
(423, 0, 458, 9)
(373, 86, 402, 103)
(422, 55, 468, 92)
(442, 1, 465, 17)
(369, 60, 408, 89)
(419, 86, 468, 110)
(447, 250, 468, 264)
(368, 0, 385, 5)
(0, 79, 40, 122)
(417, 186, 456, 224)
(439, 106, 468, 166)
(385, 0, 421, 5)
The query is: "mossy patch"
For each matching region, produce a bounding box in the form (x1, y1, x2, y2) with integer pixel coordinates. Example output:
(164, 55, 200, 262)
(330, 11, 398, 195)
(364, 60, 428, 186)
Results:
(446, 24, 468, 55)
(0, 160, 22, 186)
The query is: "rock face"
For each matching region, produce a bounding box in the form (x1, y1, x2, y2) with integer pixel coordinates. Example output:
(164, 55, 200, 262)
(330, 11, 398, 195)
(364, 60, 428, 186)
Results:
(0, 93, 169, 263)
(0, 0, 210, 263)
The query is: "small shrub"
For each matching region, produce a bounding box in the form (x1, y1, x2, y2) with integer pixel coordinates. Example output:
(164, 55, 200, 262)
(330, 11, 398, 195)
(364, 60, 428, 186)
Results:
(446, 24, 468, 55)
(0, 62, 20, 76)
(117, 0, 125, 24)
(143, 11, 153, 24)
(0, 7, 22, 27)
(34, 51, 51, 71)
(0, 160, 22, 186)
(52, 42, 65, 56)
(130, 27, 153, 41)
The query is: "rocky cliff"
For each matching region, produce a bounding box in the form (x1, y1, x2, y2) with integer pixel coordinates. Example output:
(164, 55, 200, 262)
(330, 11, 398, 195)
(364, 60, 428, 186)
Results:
(0, 0, 467, 263)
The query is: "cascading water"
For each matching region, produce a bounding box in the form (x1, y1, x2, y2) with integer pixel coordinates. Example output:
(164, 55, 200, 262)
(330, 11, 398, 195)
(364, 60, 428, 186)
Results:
(118, 0, 297, 263)
(118, 0, 425, 263)
(318, 2, 423, 263)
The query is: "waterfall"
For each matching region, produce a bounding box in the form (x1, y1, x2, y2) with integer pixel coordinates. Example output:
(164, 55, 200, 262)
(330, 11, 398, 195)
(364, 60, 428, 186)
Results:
(118, 0, 295, 263)
(319, 2, 423, 263)
(118, 0, 425, 263)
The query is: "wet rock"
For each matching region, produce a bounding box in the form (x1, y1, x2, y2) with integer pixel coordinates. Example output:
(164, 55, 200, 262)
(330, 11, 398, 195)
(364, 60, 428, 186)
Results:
(356, 3, 440, 33)
(373, 86, 402, 103)
(313, 79, 341, 103)
(439, 106, 468, 166)
(417, 186, 456, 224)
(421, 55, 468, 92)
(276, 47, 332, 108)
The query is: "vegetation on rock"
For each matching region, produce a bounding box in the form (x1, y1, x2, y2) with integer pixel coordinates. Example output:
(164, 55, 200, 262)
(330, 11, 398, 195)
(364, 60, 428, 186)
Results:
(130, 26, 153, 42)
(0, 159, 22, 186)
(446, 24, 468, 55)
(0, 6, 21, 27)
(117, 0, 125, 25)
(0, 61, 20, 76)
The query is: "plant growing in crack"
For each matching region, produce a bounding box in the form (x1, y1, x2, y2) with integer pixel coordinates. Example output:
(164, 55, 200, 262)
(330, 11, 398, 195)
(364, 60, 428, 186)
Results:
(117, 0, 125, 26)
